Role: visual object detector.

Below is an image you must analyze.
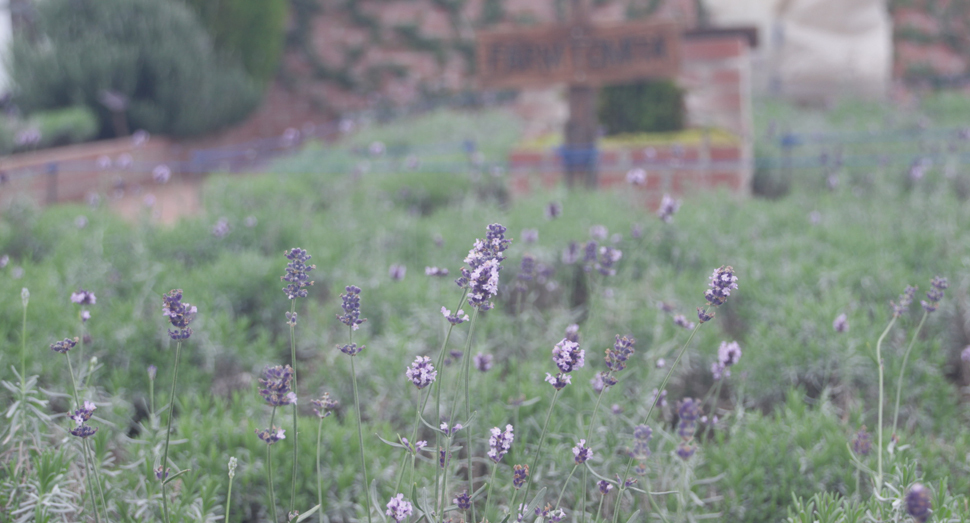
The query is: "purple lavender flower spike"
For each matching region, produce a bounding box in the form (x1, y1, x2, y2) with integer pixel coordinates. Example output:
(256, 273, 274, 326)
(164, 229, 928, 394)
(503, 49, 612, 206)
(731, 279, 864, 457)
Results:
(589, 225, 608, 240)
(545, 201, 562, 219)
(833, 313, 848, 333)
(70, 289, 96, 305)
(337, 285, 366, 330)
(582, 241, 598, 272)
(673, 314, 695, 330)
(474, 353, 493, 372)
(562, 241, 580, 264)
(405, 356, 437, 389)
(513, 465, 528, 489)
(906, 483, 931, 523)
(891, 285, 918, 317)
(162, 289, 197, 341)
(282, 248, 315, 299)
(521, 228, 539, 244)
(545, 372, 571, 390)
(389, 264, 407, 281)
(518, 255, 536, 282)
(454, 490, 471, 511)
(50, 337, 78, 354)
(705, 266, 739, 307)
(678, 398, 701, 422)
(487, 424, 514, 463)
(385, 494, 413, 522)
(259, 365, 297, 407)
(572, 439, 593, 464)
(598, 480, 613, 494)
(675, 442, 696, 460)
(921, 276, 947, 312)
(256, 426, 286, 445)
(425, 266, 450, 277)
(455, 224, 510, 311)
(311, 393, 339, 418)
(441, 306, 469, 325)
(536, 505, 566, 522)
(650, 388, 667, 407)
(440, 422, 463, 437)
(597, 246, 622, 276)
(70, 424, 98, 438)
(564, 324, 580, 343)
(697, 307, 715, 323)
(851, 426, 872, 456)
(657, 194, 681, 223)
(552, 338, 584, 373)
(717, 341, 742, 373)
(338, 343, 363, 356)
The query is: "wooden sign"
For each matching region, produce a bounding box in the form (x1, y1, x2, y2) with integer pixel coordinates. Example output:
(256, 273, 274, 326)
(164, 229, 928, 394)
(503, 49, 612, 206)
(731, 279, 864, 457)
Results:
(476, 20, 681, 89)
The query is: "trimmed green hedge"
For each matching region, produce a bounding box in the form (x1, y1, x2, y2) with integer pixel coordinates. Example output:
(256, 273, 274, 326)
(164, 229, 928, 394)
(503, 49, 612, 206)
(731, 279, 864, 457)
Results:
(598, 79, 685, 135)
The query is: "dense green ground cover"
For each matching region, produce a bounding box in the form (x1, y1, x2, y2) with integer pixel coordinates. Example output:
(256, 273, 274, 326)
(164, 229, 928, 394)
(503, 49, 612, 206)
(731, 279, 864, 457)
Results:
(2, 101, 970, 522)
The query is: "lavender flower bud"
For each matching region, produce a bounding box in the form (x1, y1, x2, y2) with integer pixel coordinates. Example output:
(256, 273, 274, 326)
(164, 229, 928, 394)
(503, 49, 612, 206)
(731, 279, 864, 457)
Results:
(337, 285, 366, 330)
(440, 422, 463, 437)
(717, 341, 742, 367)
(597, 245, 622, 276)
(389, 264, 407, 281)
(905, 483, 931, 523)
(441, 306, 469, 325)
(338, 343, 364, 356)
(675, 442, 696, 460)
(572, 439, 593, 464)
(487, 424, 514, 463)
(678, 398, 701, 423)
(70, 425, 97, 438)
(705, 266, 739, 307)
(697, 307, 715, 323)
(258, 365, 296, 407)
(256, 426, 286, 445)
(454, 490, 471, 511)
(552, 338, 584, 373)
(590, 373, 605, 393)
(544, 372, 571, 390)
(81, 310, 91, 323)
(673, 314, 695, 329)
(513, 464, 528, 489)
(921, 276, 947, 313)
(425, 266, 450, 277)
(582, 241, 598, 272)
(598, 480, 613, 494)
(851, 426, 871, 456)
(162, 289, 197, 341)
(50, 337, 79, 354)
(228, 457, 237, 479)
(385, 494, 413, 522)
(474, 353, 493, 372)
(545, 201, 562, 219)
(405, 356, 437, 389)
(565, 324, 580, 343)
(311, 393, 339, 418)
(212, 217, 230, 238)
(70, 289, 96, 305)
(833, 313, 848, 333)
(21, 288, 29, 307)
(285, 311, 297, 327)
(562, 241, 580, 264)
(657, 194, 681, 223)
(155, 466, 170, 480)
(147, 364, 157, 381)
(891, 285, 917, 317)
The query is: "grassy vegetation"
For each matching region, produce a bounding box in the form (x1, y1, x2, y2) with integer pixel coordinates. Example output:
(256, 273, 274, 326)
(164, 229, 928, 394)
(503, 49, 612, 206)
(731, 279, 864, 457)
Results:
(1, 100, 970, 522)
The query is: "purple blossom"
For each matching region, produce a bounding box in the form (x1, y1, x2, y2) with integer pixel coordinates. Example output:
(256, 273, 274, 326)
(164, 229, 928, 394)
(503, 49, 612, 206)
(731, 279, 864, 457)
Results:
(597, 246, 622, 276)
(155, 466, 170, 480)
(657, 194, 681, 223)
(582, 241, 598, 272)
(892, 285, 918, 317)
(256, 426, 286, 445)
(389, 264, 407, 281)
(598, 480, 613, 494)
(405, 356, 437, 389)
(851, 426, 871, 456)
(282, 248, 315, 299)
(311, 393, 339, 419)
(152, 165, 171, 184)
(572, 439, 593, 463)
(611, 404, 623, 414)
(454, 490, 471, 511)
(552, 338, 584, 373)
(455, 224, 511, 311)
(562, 241, 580, 264)
(440, 422, 463, 437)
(589, 225, 608, 240)
(545, 201, 562, 219)
(71, 401, 97, 426)
(513, 464, 529, 489)
(656, 358, 665, 368)
(212, 217, 230, 238)
(337, 285, 366, 330)
(385, 494, 413, 522)
(521, 228, 539, 244)
(564, 324, 580, 344)
(517, 254, 536, 283)
(339, 343, 364, 356)
(487, 424, 514, 463)
(259, 365, 296, 407)
(545, 372, 571, 390)
(718, 341, 742, 368)
(535, 505, 565, 522)
(675, 442, 696, 460)
(401, 438, 428, 454)
(697, 307, 714, 323)
(70, 424, 97, 438)
(921, 276, 947, 313)
(441, 306, 469, 325)
(474, 353, 493, 372)
(705, 266, 739, 307)
(962, 346, 970, 362)
(71, 289, 97, 305)
(50, 337, 78, 354)
(590, 373, 605, 393)
(650, 389, 667, 407)
(711, 361, 728, 381)
(630, 424, 652, 460)
(162, 289, 197, 341)
(906, 483, 931, 523)
(673, 314, 695, 329)
(425, 266, 450, 277)
(604, 335, 636, 374)
(678, 398, 701, 422)
(833, 313, 848, 333)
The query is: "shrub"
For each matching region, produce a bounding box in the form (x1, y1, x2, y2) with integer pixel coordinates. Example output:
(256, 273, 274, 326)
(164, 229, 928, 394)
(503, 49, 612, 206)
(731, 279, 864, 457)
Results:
(598, 79, 685, 135)
(180, 0, 288, 84)
(9, 0, 261, 138)
(30, 106, 99, 148)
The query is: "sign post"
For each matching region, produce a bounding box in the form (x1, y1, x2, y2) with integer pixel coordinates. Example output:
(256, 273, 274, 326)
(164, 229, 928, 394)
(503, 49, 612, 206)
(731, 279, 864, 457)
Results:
(476, 10, 681, 187)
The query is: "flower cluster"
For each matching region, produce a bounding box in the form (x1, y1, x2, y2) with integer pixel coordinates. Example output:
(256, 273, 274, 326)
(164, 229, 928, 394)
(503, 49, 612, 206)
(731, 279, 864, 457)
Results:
(513, 464, 529, 489)
(598, 480, 613, 495)
(891, 285, 918, 317)
(405, 356, 437, 389)
(281, 248, 315, 299)
(552, 338, 585, 373)
(673, 314, 695, 330)
(401, 438, 428, 454)
(487, 424, 514, 463)
(425, 266, 450, 277)
(385, 494, 413, 522)
(545, 201, 562, 219)
(455, 223, 511, 311)
(258, 365, 297, 407)
(600, 335, 636, 388)
(544, 372, 571, 390)
(565, 324, 580, 344)
(454, 490, 471, 511)
(711, 341, 742, 380)
(833, 313, 848, 333)
(311, 393, 339, 419)
(337, 285, 366, 330)
(474, 353, 493, 372)
(389, 264, 406, 281)
(440, 421, 463, 437)
(256, 426, 286, 445)
(572, 439, 593, 464)
(69, 401, 98, 438)
(657, 194, 681, 223)
(562, 241, 580, 264)
(70, 289, 96, 305)
(921, 276, 948, 313)
(630, 424, 652, 461)
(596, 246, 623, 276)
(518, 254, 536, 283)
(675, 398, 701, 460)
(698, 266, 738, 323)
(535, 504, 566, 522)
(50, 337, 78, 354)
(650, 388, 667, 407)
(339, 343, 364, 356)
(582, 241, 599, 272)
(906, 483, 931, 523)
(441, 306, 469, 325)
(851, 426, 871, 456)
(162, 289, 197, 341)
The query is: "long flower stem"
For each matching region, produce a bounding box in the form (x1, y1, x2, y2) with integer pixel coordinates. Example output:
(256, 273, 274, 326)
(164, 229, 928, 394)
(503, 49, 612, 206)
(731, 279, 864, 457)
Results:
(874, 315, 898, 495)
(434, 292, 467, 519)
(439, 442, 452, 523)
(317, 418, 325, 523)
(891, 310, 927, 442)
(161, 341, 184, 523)
(289, 300, 300, 514)
(612, 321, 702, 523)
(350, 353, 373, 523)
(20, 297, 27, 390)
(394, 390, 432, 495)
(462, 310, 479, 523)
(555, 464, 579, 507)
(483, 462, 499, 520)
(520, 388, 562, 508)
(225, 470, 235, 523)
(268, 407, 280, 523)
(66, 355, 101, 523)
